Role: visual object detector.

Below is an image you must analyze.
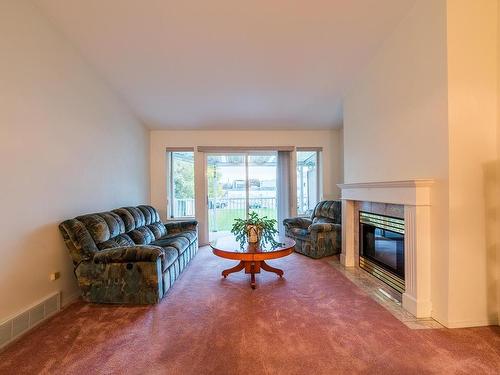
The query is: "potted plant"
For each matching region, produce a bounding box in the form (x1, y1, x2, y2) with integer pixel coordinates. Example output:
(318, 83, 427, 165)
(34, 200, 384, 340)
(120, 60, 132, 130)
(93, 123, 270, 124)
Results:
(231, 211, 282, 247)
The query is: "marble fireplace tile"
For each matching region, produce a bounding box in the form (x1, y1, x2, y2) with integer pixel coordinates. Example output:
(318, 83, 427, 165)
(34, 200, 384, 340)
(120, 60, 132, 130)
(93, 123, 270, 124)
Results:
(358, 201, 371, 212)
(328, 257, 444, 330)
(386, 204, 404, 218)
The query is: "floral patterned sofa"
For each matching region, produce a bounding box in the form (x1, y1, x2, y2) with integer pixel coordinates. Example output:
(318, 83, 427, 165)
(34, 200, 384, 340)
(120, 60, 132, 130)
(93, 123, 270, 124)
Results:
(59, 205, 198, 304)
(283, 200, 341, 258)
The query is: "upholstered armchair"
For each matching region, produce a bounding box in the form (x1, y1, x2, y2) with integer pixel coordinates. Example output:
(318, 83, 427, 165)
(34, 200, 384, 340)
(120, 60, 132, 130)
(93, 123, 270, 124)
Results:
(283, 200, 341, 258)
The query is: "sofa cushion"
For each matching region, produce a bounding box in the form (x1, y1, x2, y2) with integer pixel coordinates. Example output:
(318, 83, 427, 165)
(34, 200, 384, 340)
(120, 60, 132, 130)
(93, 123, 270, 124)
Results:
(112, 208, 136, 232)
(97, 234, 135, 250)
(151, 235, 191, 255)
(169, 230, 197, 244)
(98, 212, 125, 237)
(76, 214, 111, 244)
(147, 222, 167, 239)
(59, 219, 99, 263)
(153, 230, 197, 245)
(138, 205, 161, 225)
(180, 230, 197, 244)
(162, 247, 179, 271)
(124, 207, 146, 228)
(128, 226, 155, 245)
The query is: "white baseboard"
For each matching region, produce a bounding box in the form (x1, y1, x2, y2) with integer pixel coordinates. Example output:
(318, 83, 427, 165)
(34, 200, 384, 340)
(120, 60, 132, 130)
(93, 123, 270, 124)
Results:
(61, 289, 81, 309)
(442, 317, 499, 329)
(402, 293, 432, 318)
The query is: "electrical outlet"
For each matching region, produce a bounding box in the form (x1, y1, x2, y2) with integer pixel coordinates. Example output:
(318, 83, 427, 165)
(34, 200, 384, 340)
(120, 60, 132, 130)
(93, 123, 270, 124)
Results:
(49, 272, 60, 281)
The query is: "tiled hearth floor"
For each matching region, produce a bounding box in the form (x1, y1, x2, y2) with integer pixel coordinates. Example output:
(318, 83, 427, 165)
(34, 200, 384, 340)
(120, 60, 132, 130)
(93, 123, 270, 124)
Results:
(328, 257, 444, 329)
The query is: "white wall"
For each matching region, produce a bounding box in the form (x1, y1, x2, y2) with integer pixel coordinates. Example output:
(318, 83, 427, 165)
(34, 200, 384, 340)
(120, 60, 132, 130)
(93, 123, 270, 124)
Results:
(0, 0, 149, 322)
(446, 0, 498, 327)
(150, 130, 343, 244)
(343, 0, 451, 324)
(343, 0, 499, 327)
(498, 0, 500, 326)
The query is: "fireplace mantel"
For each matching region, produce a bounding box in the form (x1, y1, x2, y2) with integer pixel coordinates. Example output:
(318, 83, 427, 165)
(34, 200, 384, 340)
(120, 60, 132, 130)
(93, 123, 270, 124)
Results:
(337, 179, 434, 206)
(337, 179, 434, 318)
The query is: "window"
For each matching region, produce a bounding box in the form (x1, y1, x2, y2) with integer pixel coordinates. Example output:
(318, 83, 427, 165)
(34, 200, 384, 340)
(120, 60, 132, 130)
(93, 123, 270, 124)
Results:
(296, 150, 321, 216)
(167, 150, 195, 218)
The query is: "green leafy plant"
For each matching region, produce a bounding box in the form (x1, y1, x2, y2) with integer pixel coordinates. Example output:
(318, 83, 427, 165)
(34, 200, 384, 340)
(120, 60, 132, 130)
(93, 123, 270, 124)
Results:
(231, 211, 282, 248)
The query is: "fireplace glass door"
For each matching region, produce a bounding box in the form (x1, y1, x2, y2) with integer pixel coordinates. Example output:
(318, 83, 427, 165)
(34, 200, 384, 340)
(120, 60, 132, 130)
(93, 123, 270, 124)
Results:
(360, 224, 404, 278)
(359, 212, 405, 291)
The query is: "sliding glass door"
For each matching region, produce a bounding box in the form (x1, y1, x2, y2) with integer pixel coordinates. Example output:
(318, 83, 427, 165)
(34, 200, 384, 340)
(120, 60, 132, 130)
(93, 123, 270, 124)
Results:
(248, 154, 277, 221)
(207, 152, 277, 241)
(207, 154, 246, 239)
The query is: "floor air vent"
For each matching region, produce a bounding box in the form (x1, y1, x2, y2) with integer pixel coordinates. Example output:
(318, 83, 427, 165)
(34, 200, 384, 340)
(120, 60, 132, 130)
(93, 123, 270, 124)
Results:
(0, 292, 60, 350)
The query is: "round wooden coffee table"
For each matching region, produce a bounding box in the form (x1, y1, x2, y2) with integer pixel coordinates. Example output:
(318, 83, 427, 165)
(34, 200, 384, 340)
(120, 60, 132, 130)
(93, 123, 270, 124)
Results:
(210, 236, 295, 289)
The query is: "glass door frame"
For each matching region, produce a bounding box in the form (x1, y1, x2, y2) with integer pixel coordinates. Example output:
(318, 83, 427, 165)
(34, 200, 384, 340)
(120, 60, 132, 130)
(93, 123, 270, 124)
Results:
(205, 151, 278, 241)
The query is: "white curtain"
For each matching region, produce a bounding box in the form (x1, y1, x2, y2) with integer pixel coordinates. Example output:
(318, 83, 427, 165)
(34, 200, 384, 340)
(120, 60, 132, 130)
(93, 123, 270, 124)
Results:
(277, 151, 292, 238)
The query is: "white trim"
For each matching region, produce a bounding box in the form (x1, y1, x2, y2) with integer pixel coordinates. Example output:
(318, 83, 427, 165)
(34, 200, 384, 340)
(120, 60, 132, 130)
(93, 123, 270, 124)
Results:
(166, 150, 196, 219)
(296, 149, 323, 215)
(296, 146, 324, 152)
(165, 147, 195, 152)
(402, 293, 432, 319)
(197, 145, 294, 152)
(61, 290, 80, 309)
(337, 179, 435, 189)
(245, 153, 250, 218)
(196, 151, 208, 243)
(441, 317, 499, 329)
(337, 179, 434, 206)
(341, 199, 356, 267)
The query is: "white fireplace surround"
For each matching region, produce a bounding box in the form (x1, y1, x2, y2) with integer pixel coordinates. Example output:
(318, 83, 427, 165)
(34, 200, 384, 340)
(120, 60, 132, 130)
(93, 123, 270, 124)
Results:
(337, 180, 434, 318)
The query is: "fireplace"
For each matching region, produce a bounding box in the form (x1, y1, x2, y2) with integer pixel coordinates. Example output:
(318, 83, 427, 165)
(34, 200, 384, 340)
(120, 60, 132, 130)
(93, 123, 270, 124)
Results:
(359, 212, 405, 293)
(339, 180, 434, 318)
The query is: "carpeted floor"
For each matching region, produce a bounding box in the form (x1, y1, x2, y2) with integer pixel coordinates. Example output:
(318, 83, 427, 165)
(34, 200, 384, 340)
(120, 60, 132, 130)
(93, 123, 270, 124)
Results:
(1, 247, 499, 375)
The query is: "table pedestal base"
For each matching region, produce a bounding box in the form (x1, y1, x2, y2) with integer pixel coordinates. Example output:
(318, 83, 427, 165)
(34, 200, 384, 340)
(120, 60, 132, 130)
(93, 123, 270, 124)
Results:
(222, 260, 283, 289)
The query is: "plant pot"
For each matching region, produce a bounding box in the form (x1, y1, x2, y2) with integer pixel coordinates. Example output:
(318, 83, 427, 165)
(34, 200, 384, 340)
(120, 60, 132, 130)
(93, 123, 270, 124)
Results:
(246, 224, 262, 244)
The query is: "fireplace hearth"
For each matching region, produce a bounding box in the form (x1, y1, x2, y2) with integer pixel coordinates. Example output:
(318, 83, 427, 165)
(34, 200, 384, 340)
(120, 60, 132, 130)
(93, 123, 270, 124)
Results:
(359, 212, 405, 293)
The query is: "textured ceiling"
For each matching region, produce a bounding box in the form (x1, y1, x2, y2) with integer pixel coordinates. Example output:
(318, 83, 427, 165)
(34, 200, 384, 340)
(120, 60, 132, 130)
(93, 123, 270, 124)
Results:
(34, 0, 416, 129)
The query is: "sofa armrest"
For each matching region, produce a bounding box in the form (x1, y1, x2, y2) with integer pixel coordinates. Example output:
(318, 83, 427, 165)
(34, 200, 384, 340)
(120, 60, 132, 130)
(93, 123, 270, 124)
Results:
(308, 223, 341, 233)
(283, 217, 312, 229)
(164, 220, 198, 234)
(93, 245, 164, 264)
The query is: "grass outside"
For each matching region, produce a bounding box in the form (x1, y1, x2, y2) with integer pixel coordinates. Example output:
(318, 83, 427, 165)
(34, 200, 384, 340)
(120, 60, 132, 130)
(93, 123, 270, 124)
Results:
(208, 208, 277, 233)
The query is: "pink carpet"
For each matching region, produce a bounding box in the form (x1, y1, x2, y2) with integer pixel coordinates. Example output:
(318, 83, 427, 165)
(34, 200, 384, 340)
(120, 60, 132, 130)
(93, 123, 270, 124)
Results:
(1, 247, 499, 374)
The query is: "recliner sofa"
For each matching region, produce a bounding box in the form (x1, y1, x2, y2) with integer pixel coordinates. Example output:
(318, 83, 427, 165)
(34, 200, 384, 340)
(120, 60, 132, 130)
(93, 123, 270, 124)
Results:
(283, 200, 341, 258)
(59, 205, 198, 304)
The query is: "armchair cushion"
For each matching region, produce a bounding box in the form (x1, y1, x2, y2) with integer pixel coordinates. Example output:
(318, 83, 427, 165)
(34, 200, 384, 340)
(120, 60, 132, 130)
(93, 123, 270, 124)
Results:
(283, 217, 312, 229)
(93, 245, 164, 264)
(312, 217, 335, 224)
(290, 227, 310, 238)
(308, 223, 340, 233)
